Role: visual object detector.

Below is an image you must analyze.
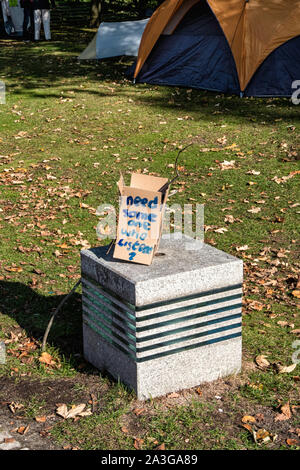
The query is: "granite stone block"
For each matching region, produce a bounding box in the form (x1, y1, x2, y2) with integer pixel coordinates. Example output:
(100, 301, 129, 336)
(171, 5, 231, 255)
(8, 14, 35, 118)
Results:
(81, 234, 243, 399)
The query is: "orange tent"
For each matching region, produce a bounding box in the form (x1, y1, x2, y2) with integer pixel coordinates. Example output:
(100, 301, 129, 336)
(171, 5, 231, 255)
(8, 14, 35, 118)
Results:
(134, 0, 300, 95)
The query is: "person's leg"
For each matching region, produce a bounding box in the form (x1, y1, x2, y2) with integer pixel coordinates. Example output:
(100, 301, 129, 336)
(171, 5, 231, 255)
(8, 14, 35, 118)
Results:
(22, 8, 29, 37)
(34, 9, 41, 40)
(29, 8, 34, 38)
(42, 9, 51, 40)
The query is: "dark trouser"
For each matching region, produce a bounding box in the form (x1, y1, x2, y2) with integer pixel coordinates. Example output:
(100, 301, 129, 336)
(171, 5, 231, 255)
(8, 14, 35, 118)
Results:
(23, 7, 34, 38)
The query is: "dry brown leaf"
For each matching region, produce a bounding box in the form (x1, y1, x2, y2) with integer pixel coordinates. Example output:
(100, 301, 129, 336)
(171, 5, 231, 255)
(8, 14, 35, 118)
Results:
(8, 402, 24, 414)
(5, 266, 23, 273)
(236, 245, 249, 252)
(242, 415, 256, 424)
(291, 290, 300, 299)
(276, 363, 297, 374)
(77, 410, 92, 417)
(277, 321, 289, 327)
(4, 437, 16, 443)
(255, 429, 270, 441)
(224, 214, 235, 224)
(35, 416, 47, 423)
(286, 438, 300, 446)
(133, 438, 144, 450)
(133, 408, 146, 416)
(255, 355, 270, 369)
(39, 352, 57, 367)
(248, 300, 264, 311)
(56, 404, 68, 419)
(56, 403, 91, 419)
(66, 404, 87, 419)
(242, 423, 253, 432)
(17, 425, 30, 435)
(247, 207, 261, 214)
(156, 443, 166, 450)
(243, 425, 277, 445)
(253, 428, 276, 444)
(219, 160, 236, 170)
(275, 402, 292, 422)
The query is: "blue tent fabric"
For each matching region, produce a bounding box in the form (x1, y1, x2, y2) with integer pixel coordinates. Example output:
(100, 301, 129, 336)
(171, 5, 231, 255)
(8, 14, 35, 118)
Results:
(136, 2, 300, 97)
(246, 36, 300, 97)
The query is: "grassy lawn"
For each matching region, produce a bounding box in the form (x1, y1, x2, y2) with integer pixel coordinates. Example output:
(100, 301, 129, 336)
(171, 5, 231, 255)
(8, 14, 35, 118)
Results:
(0, 22, 299, 451)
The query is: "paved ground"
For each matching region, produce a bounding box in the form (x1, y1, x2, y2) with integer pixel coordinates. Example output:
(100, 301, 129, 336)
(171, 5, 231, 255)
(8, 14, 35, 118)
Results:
(0, 412, 61, 450)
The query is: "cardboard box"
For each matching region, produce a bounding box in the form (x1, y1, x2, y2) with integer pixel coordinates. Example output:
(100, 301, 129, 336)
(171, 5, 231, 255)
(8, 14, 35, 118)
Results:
(113, 172, 169, 265)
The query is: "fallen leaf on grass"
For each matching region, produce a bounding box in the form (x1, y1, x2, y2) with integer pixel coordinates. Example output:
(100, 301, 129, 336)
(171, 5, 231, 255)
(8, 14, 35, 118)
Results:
(286, 438, 300, 447)
(247, 170, 261, 175)
(4, 437, 16, 443)
(17, 425, 30, 435)
(8, 402, 24, 414)
(272, 171, 300, 184)
(133, 408, 146, 416)
(56, 403, 68, 418)
(134, 438, 144, 450)
(289, 428, 300, 437)
(4, 266, 23, 273)
(35, 416, 47, 423)
(224, 214, 235, 223)
(277, 321, 289, 327)
(255, 355, 270, 370)
(56, 403, 92, 419)
(39, 352, 58, 368)
(254, 428, 277, 444)
(156, 443, 166, 450)
(247, 207, 261, 214)
(219, 160, 236, 170)
(236, 245, 249, 252)
(248, 300, 264, 311)
(275, 402, 292, 422)
(242, 415, 256, 424)
(242, 423, 277, 445)
(275, 363, 297, 374)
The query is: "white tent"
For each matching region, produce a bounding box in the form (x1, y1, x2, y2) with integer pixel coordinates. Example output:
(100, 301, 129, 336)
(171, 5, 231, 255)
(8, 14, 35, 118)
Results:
(79, 18, 149, 60)
(1, 0, 24, 36)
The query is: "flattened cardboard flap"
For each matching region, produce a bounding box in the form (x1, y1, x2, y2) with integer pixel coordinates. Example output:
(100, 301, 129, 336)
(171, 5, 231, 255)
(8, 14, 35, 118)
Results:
(130, 173, 168, 191)
(113, 172, 169, 265)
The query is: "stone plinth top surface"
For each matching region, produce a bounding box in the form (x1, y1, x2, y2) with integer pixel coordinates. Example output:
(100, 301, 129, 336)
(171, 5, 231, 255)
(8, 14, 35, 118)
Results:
(81, 234, 243, 306)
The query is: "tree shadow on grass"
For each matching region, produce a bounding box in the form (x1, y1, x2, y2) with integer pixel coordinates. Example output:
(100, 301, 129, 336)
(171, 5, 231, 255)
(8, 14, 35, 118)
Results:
(0, 279, 86, 370)
(0, 26, 299, 126)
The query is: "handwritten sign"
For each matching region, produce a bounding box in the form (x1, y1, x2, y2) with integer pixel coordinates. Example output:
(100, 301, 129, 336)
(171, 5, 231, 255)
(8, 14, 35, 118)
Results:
(113, 173, 169, 265)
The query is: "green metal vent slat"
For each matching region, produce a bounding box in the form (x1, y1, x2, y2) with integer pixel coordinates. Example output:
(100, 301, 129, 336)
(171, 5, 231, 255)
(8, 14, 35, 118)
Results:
(136, 322, 242, 354)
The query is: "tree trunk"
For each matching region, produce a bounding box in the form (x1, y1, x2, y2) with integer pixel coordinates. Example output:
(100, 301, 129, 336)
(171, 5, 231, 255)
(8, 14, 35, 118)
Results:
(90, 0, 102, 28)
